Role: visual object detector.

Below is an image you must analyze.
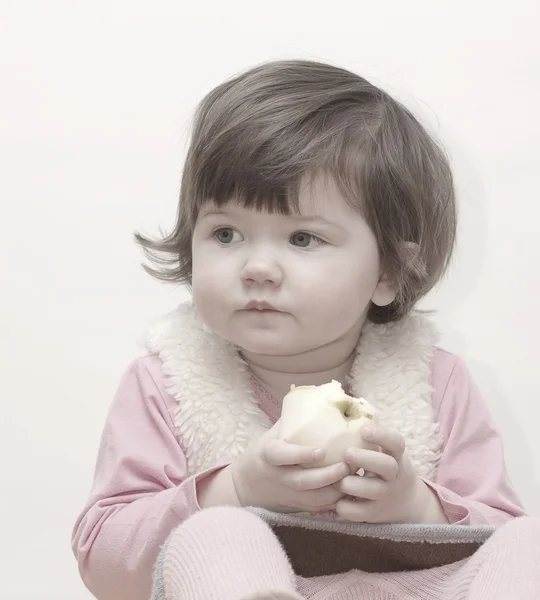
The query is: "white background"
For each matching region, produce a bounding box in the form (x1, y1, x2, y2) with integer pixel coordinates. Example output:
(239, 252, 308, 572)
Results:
(1, 1, 539, 598)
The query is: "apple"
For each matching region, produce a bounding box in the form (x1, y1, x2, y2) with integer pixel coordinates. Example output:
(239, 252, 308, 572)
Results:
(279, 380, 379, 468)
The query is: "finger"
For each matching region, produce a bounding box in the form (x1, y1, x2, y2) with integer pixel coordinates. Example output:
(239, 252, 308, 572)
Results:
(311, 504, 340, 513)
(344, 448, 399, 482)
(285, 462, 350, 491)
(280, 500, 340, 514)
(360, 424, 405, 461)
(338, 474, 388, 500)
(263, 439, 325, 467)
(335, 497, 375, 523)
(303, 486, 344, 509)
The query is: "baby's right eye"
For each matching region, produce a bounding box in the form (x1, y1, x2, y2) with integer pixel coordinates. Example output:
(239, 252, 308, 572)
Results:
(214, 227, 243, 244)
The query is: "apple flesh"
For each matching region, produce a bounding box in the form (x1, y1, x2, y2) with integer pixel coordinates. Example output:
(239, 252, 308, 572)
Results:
(279, 380, 378, 467)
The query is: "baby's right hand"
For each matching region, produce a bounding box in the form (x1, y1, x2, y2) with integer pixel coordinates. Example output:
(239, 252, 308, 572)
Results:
(230, 422, 350, 513)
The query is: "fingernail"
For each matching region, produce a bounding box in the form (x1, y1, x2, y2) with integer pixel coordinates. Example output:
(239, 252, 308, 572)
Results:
(312, 448, 324, 460)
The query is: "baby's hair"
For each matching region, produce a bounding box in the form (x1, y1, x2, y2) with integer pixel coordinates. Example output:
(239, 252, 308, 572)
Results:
(136, 59, 456, 323)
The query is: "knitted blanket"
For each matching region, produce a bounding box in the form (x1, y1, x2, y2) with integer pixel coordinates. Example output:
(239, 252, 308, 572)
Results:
(248, 508, 496, 577)
(150, 509, 498, 599)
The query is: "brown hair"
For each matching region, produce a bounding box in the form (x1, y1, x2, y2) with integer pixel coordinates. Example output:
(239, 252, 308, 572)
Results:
(135, 59, 456, 323)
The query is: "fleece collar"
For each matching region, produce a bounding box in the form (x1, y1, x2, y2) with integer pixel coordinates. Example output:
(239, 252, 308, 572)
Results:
(147, 302, 442, 479)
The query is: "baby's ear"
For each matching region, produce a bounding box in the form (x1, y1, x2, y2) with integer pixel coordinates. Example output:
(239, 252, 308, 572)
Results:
(371, 242, 425, 308)
(371, 273, 396, 307)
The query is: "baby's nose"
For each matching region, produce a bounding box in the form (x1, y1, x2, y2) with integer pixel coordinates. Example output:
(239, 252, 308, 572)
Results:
(240, 258, 283, 286)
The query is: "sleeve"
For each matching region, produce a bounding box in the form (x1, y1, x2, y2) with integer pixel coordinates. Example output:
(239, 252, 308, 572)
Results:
(424, 356, 527, 525)
(71, 357, 227, 600)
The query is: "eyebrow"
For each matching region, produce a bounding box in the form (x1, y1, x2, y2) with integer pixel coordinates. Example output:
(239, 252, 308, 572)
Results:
(289, 214, 337, 226)
(285, 213, 346, 232)
(199, 209, 227, 218)
(199, 208, 343, 231)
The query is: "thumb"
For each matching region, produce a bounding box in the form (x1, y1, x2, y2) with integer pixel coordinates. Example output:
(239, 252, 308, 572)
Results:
(268, 418, 282, 437)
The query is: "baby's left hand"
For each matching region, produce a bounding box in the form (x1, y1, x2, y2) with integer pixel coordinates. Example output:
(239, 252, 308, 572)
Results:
(335, 423, 434, 524)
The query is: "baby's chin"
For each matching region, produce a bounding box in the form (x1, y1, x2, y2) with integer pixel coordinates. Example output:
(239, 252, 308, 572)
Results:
(234, 339, 301, 358)
(207, 318, 331, 358)
(232, 335, 323, 360)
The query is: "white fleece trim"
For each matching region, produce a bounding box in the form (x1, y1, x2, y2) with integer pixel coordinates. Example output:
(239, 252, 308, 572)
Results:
(147, 303, 272, 475)
(148, 302, 442, 479)
(349, 314, 442, 478)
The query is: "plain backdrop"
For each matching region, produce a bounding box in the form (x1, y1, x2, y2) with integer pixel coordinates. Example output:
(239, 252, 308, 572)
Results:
(1, 1, 539, 598)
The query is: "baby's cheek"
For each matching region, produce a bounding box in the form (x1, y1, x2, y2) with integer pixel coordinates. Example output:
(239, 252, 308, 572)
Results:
(309, 281, 362, 312)
(192, 287, 228, 335)
(192, 276, 221, 308)
(303, 284, 371, 333)
(192, 258, 228, 294)
(192, 268, 233, 318)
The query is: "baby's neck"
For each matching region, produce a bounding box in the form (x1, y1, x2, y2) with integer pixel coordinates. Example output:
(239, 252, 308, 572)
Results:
(242, 341, 357, 405)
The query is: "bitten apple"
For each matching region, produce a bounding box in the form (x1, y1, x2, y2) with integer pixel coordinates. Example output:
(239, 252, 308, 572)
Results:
(279, 380, 378, 467)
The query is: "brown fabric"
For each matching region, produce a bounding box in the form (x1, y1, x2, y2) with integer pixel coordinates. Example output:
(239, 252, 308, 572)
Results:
(272, 525, 483, 576)
(249, 508, 496, 578)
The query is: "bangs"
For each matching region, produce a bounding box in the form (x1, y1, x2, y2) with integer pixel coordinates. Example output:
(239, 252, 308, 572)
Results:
(194, 170, 304, 216)
(187, 110, 368, 220)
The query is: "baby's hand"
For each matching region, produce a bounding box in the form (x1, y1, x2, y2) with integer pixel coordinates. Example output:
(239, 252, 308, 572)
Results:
(230, 421, 350, 514)
(335, 424, 437, 523)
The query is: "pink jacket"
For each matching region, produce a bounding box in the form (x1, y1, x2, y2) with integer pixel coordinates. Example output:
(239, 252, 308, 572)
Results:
(72, 349, 525, 600)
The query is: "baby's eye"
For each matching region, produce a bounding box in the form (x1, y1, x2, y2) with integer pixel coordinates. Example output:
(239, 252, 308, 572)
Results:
(290, 232, 323, 249)
(214, 228, 243, 244)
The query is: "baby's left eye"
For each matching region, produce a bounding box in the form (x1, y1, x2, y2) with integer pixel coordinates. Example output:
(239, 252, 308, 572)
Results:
(290, 232, 323, 249)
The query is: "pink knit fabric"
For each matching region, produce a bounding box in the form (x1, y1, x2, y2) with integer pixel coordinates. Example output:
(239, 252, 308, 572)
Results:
(162, 507, 302, 600)
(162, 507, 540, 600)
(72, 349, 526, 600)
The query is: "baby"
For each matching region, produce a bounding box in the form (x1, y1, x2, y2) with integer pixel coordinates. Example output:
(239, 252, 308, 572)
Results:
(72, 59, 539, 600)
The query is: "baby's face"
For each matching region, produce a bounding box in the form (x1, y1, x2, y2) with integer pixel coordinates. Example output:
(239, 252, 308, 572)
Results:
(191, 175, 395, 359)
